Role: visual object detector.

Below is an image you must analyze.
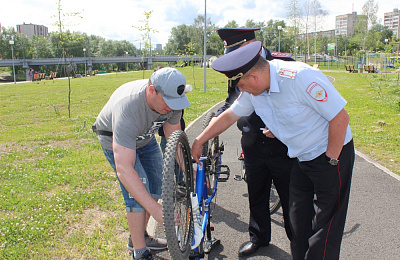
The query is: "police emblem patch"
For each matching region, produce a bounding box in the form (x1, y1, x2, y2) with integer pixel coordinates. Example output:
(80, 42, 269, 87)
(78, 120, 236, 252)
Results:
(306, 82, 328, 102)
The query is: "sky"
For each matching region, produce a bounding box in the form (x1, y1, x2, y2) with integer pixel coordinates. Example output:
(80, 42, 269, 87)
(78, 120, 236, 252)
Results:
(1, 0, 397, 48)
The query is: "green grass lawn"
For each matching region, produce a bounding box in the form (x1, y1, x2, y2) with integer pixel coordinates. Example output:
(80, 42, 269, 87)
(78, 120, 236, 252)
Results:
(0, 67, 399, 259)
(326, 71, 400, 173)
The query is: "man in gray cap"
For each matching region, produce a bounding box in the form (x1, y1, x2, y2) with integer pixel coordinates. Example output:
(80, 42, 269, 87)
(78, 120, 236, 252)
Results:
(214, 28, 294, 256)
(93, 68, 191, 260)
(192, 41, 354, 260)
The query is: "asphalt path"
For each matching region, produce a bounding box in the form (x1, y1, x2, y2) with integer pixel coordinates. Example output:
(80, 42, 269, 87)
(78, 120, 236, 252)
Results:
(3, 71, 399, 259)
(150, 101, 400, 260)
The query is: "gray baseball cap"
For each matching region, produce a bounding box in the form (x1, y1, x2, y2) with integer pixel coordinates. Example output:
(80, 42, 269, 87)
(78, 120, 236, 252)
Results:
(150, 68, 191, 110)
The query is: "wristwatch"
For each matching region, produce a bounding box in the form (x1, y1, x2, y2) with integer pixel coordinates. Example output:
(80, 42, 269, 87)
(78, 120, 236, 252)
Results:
(325, 154, 339, 165)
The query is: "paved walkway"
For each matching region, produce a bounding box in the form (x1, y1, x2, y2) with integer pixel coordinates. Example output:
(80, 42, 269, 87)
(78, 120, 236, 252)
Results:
(151, 102, 400, 259)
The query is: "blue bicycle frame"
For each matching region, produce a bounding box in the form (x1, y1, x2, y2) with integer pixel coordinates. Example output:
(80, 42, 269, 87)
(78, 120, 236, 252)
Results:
(190, 156, 217, 259)
(190, 149, 230, 259)
(196, 156, 218, 231)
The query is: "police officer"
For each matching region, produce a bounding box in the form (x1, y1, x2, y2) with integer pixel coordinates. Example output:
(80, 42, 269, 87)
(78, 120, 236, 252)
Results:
(192, 41, 355, 260)
(214, 28, 294, 256)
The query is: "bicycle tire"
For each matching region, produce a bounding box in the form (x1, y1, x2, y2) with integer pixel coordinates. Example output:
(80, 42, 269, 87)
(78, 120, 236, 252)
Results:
(202, 111, 219, 195)
(162, 130, 194, 260)
(269, 182, 281, 215)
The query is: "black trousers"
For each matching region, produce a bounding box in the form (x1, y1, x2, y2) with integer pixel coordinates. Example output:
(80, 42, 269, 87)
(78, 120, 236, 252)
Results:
(289, 140, 355, 260)
(241, 132, 294, 245)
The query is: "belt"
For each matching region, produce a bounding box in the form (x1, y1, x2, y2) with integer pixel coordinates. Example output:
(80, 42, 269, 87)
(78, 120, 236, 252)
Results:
(92, 124, 113, 136)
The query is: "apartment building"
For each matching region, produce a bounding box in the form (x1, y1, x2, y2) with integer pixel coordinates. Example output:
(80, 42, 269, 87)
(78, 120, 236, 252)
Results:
(16, 23, 48, 39)
(298, 29, 335, 40)
(335, 11, 358, 36)
(384, 9, 400, 38)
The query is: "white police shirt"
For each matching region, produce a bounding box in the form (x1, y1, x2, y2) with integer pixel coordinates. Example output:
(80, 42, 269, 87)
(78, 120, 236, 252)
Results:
(230, 59, 353, 161)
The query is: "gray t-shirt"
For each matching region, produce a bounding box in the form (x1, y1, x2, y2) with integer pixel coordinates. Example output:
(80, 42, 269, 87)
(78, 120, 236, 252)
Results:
(95, 79, 182, 151)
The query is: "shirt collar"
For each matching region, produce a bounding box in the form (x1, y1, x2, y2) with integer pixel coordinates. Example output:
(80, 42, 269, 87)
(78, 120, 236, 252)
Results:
(261, 47, 266, 59)
(264, 61, 279, 94)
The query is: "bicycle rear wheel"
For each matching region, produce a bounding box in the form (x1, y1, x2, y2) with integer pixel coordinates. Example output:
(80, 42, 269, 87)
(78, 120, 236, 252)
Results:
(202, 111, 219, 195)
(162, 130, 194, 260)
(269, 182, 281, 215)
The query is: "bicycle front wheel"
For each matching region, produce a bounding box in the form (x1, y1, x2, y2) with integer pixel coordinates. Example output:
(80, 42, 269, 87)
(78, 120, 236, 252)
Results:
(202, 111, 219, 195)
(162, 130, 194, 260)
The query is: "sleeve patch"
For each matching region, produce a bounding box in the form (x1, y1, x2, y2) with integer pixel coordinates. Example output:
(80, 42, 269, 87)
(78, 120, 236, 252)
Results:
(306, 82, 328, 102)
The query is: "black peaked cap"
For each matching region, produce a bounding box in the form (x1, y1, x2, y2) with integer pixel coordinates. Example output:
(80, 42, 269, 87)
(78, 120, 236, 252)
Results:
(216, 28, 260, 48)
(212, 41, 263, 86)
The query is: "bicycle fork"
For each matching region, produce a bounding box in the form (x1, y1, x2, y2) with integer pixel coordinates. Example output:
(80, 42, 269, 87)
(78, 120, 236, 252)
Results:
(190, 157, 221, 259)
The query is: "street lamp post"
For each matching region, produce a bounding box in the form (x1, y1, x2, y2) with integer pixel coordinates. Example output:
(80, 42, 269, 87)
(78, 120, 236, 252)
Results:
(126, 52, 129, 71)
(384, 39, 388, 73)
(83, 48, 86, 76)
(9, 38, 16, 84)
(277, 26, 282, 52)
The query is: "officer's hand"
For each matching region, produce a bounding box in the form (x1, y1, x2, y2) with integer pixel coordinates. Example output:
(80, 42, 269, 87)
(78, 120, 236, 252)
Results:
(191, 139, 202, 165)
(261, 127, 276, 138)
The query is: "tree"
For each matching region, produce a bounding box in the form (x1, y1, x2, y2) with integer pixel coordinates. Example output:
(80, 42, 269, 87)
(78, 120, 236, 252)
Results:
(0, 27, 32, 73)
(300, 0, 312, 61)
(53, 0, 82, 118)
(223, 20, 240, 29)
(263, 20, 277, 49)
(286, 0, 302, 58)
(164, 24, 191, 55)
(245, 19, 266, 45)
(165, 16, 220, 56)
(361, 0, 379, 51)
(262, 20, 289, 52)
(206, 30, 224, 56)
(134, 10, 158, 58)
(310, 0, 328, 63)
(32, 36, 53, 59)
(190, 15, 213, 56)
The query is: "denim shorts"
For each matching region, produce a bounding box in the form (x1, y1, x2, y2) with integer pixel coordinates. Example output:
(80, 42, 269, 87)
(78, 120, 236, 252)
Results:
(102, 137, 163, 212)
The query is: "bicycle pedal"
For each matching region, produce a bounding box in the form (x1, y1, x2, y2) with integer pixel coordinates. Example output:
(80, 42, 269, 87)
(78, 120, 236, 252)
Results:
(234, 175, 243, 181)
(204, 238, 221, 254)
(217, 165, 230, 182)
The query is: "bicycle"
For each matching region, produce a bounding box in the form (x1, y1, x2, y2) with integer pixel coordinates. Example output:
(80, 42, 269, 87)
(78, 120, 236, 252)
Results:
(161, 111, 230, 260)
(235, 150, 281, 215)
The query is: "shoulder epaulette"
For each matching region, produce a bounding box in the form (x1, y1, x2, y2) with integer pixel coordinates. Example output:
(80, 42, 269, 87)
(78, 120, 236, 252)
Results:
(278, 68, 297, 79)
(271, 51, 293, 59)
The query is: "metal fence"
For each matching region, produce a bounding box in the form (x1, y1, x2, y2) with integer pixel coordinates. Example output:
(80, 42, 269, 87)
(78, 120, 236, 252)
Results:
(295, 53, 399, 70)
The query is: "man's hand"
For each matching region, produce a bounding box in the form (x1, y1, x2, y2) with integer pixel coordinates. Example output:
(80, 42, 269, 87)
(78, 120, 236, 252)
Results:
(261, 126, 276, 138)
(152, 203, 164, 225)
(191, 108, 240, 164)
(191, 139, 203, 165)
